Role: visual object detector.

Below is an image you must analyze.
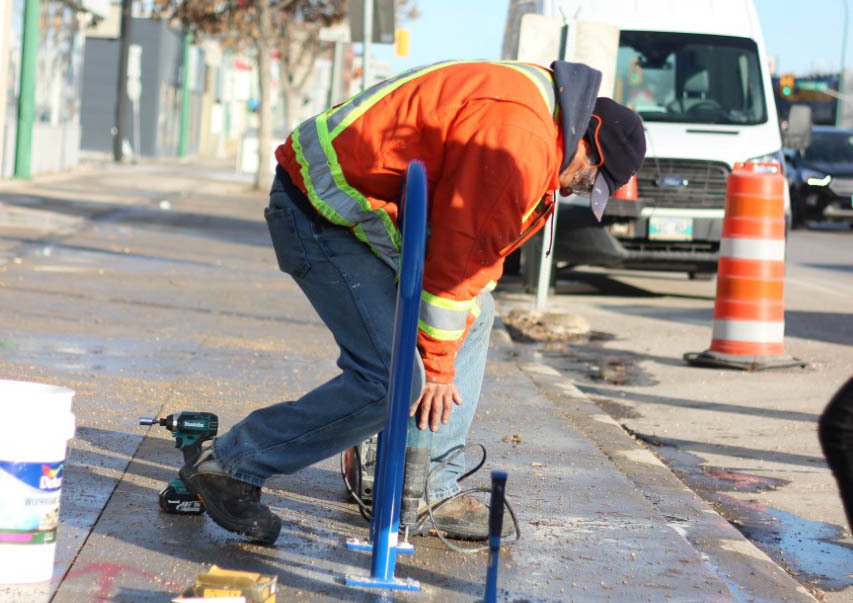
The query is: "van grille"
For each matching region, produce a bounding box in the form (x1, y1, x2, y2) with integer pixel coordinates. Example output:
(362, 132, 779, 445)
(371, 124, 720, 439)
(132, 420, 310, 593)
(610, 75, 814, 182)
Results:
(636, 159, 731, 208)
(830, 177, 853, 197)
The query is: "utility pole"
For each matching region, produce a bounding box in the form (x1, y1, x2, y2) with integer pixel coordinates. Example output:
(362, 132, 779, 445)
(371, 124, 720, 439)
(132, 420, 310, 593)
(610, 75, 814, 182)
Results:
(13, 0, 40, 179)
(253, 0, 273, 188)
(114, 0, 132, 162)
(837, 0, 850, 127)
(177, 29, 191, 158)
(362, 0, 373, 91)
(0, 0, 14, 170)
(533, 17, 568, 311)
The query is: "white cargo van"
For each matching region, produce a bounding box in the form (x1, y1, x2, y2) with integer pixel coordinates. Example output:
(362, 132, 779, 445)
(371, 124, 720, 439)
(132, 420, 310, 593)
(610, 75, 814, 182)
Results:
(509, 0, 786, 278)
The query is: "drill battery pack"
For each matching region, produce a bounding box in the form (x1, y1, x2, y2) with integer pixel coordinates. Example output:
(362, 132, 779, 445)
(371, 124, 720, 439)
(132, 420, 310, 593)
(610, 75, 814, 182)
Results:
(159, 480, 204, 515)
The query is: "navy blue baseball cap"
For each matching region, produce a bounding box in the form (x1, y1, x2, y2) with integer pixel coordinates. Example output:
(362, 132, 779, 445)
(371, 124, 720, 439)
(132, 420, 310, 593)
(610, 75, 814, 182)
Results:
(584, 98, 646, 221)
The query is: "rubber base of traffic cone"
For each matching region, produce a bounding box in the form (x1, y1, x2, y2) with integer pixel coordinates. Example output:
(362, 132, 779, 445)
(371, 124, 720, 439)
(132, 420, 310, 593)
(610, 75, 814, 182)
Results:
(683, 350, 807, 371)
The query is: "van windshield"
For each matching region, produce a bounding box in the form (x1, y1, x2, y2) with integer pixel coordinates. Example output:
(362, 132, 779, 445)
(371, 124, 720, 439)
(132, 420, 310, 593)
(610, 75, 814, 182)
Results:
(616, 31, 767, 125)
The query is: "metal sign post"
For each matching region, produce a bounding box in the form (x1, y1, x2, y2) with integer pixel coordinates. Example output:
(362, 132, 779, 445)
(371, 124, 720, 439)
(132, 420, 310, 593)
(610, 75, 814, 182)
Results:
(361, 0, 373, 91)
(349, 0, 396, 91)
(535, 199, 558, 311)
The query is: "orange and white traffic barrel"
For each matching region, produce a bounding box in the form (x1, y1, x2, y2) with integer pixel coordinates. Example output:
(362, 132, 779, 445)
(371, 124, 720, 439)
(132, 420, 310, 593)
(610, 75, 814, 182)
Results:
(684, 162, 805, 370)
(613, 174, 638, 200)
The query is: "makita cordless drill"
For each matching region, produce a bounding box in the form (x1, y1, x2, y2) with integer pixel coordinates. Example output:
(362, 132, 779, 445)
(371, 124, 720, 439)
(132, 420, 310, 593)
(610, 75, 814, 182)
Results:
(139, 412, 219, 515)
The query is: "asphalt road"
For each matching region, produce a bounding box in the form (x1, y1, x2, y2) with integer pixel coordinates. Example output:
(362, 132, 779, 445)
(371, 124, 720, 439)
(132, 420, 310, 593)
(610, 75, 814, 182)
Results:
(494, 225, 853, 601)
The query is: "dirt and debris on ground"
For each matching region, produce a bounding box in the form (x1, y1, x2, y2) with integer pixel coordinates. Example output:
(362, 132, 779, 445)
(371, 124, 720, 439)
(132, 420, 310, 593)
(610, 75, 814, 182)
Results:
(500, 308, 590, 342)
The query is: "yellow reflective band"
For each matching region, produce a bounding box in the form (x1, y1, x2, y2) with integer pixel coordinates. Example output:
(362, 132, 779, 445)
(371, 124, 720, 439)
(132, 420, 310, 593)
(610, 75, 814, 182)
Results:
(531, 64, 560, 118)
(330, 62, 458, 140)
(420, 290, 475, 311)
(522, 198, 543, 223)
(471, 302, 481, 319)
(483, 280, 497, 292)
(352, 223, 379, 256)
(317, 114, 402, 253)
(330, 60, 555, 140)
(497, 61, 556, 116)
(293, 120, 398, 261)
(418, 320, 465, 341)
(291, 127, 350, 227)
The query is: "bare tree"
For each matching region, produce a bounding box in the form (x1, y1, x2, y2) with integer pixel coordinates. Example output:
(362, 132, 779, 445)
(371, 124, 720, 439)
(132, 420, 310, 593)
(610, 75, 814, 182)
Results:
(274, 2, 346, 131)
(153, 0, 349, 189)
(275, 0, 419, 131)
(154, 1, 418, 187)
(255, 1, 274, 189)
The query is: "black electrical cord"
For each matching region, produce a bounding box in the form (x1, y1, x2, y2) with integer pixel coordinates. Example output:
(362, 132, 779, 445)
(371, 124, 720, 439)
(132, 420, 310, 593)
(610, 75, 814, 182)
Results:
(340, 442, 521, 553)
(340, 445, 373, 523)
(416, 444, 520, 554)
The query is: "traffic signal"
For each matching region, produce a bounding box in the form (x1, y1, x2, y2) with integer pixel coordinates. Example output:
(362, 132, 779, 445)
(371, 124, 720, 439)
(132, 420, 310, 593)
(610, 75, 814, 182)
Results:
(780, 74, 795, 96)
(395, 28, 410, 57)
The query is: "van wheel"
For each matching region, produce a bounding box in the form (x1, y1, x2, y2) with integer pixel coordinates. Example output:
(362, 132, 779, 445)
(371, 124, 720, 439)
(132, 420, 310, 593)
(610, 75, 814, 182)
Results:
(688, 271, 714, 281)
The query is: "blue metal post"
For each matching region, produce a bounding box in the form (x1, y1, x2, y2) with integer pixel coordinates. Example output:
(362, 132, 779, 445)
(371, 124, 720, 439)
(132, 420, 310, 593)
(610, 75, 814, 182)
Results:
(345, 161, 428, 591)
(485, 471, 508, 603)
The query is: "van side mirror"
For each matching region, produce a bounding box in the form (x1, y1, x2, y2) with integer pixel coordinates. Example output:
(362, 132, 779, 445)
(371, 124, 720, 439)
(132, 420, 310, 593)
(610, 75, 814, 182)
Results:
(783, 104, 813, 151)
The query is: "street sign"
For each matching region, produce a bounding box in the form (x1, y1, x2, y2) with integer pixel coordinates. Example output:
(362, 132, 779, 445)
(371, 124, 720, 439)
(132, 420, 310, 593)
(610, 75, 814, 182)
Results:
(81, 0, 110, 18)
(349, 0, 396, 44)
(796, 80, 830, 91)
(127, 45, 142, 102)
(127, 45, 142, 79)
(127, 80, 142, 101)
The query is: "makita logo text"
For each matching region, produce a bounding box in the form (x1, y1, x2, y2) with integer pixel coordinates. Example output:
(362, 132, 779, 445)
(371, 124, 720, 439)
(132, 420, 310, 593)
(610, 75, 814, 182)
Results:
(168, 500, 202, 512)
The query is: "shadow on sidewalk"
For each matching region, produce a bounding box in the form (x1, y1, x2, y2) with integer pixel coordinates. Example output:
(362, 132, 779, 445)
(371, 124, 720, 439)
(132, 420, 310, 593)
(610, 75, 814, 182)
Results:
(580, 384, 820, 423)
(0, 193, 270, 248)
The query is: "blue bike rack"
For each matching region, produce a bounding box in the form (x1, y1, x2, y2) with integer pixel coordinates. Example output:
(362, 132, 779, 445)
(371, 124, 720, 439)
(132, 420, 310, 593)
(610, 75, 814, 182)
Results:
(344, 161, 428, 592)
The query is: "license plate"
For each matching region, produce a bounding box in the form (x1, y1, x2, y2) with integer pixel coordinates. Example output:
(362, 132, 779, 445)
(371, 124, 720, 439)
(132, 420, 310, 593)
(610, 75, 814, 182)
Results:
(649, 216, 693, 240)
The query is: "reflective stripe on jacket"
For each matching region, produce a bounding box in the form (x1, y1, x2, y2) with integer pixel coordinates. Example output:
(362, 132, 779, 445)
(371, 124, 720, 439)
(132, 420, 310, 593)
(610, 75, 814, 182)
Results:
(277, 61, 564, 383)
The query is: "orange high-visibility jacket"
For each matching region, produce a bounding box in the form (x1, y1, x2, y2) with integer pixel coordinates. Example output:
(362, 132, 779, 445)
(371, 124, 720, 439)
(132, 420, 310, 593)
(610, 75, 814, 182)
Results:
(276, 61, 582, 383)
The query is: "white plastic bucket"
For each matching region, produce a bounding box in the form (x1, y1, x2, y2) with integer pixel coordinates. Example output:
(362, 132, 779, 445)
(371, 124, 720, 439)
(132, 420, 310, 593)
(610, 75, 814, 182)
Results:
(0, 380, 75, 584)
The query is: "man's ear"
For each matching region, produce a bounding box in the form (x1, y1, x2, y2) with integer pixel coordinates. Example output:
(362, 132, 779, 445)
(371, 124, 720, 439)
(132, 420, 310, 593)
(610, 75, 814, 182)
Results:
(563, 139, 589, 175)
(579, 137, 598, 165)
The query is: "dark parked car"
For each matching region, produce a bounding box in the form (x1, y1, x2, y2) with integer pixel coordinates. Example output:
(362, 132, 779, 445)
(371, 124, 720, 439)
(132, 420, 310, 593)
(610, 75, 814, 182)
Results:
(786, 126, 853, 227)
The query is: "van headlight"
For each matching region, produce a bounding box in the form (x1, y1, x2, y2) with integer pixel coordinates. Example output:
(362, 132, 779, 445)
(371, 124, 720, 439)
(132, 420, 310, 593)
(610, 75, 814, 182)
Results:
(802, 169, 832, 186)
(746, 150, 785, 173)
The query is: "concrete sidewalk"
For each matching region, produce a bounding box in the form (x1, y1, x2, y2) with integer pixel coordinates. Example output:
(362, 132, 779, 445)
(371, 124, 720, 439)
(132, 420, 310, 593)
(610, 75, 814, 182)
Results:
(0, 159, 813, 601)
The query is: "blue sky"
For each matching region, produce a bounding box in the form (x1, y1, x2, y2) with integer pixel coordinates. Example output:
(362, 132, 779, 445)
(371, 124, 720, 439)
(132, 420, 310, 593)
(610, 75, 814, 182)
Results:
(373, 0, 852, 76)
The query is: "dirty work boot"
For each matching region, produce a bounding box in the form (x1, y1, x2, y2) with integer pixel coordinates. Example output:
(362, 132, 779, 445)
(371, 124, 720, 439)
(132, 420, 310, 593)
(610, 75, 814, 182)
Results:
(179, 450, 281, 545)
(419, 494, 514, 541)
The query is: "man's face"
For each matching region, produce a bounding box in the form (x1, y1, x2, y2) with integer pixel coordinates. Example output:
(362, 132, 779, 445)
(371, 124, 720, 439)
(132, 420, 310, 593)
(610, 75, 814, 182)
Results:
(558, 138, 599, 197)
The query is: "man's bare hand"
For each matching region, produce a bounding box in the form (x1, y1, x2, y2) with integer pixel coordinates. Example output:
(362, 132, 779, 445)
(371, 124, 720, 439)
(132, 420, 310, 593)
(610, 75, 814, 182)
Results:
(410, 381, 463, 432)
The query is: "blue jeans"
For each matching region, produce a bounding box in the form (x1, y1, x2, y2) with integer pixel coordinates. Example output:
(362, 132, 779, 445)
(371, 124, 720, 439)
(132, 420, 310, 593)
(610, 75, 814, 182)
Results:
(214, 172, 493, 500)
